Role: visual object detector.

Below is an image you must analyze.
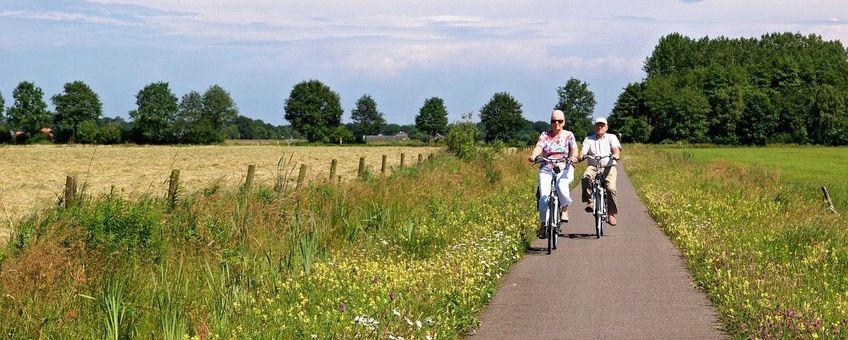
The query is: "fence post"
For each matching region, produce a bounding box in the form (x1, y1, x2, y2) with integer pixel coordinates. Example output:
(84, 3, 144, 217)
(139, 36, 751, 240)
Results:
(64, 175, 77, 208)
(329, 159, 338, 181)
(358, 157, 366, 178)
(296, 164, 308, 190)
(381, 155, 387, 175)
(401, 153, 406, 167)
(822, 186, 838, 214)
(418, 153, 423, 164)
(244, 164, 256, 192)
(168, 169, 180, 209)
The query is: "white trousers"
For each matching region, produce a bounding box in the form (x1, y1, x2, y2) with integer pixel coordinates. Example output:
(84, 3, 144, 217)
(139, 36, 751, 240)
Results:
(538, 165, 574, 225)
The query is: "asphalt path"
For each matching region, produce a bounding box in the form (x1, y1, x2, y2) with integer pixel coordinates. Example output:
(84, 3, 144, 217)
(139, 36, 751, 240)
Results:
(471, 165, 726, 339)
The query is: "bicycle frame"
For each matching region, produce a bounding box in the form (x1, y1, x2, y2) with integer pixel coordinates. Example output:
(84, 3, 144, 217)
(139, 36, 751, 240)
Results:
(534, 156, 572, 254)
(588, 155, 614, 239)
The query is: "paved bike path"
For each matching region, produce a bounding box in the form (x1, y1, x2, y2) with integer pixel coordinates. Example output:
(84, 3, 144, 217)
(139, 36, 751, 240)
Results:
(471, 165, 726, 339)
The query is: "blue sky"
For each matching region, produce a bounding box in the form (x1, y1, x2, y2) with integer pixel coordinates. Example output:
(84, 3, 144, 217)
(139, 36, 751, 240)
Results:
(1, 1, 846, 125)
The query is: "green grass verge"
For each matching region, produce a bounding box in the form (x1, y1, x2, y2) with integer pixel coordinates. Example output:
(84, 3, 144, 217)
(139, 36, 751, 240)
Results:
(661, 146, 848, 212)
(627, 144, 848, 338)
(0, 151, 537, 338)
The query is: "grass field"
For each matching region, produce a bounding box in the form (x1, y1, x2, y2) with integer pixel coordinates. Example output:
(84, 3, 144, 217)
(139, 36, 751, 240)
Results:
(0, 145, 441, 225)
(627, 145, 848, 338)
(661, 146, 848, 212)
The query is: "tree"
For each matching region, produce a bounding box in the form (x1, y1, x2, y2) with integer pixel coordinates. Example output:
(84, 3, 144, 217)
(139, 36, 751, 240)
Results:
(52, 80, 103, 142)
(202, 84, 238, 142)
(0, 90, 5, 123)
(811, 85, 848, 145)
(479, 92, 525, 143)
(7, 81, 50, 135)
(129, 82, 178, 143)
(738, 89, 778, 145)
(554, 78, 596, 141)
(284, 79, 343, 142)
(175, 91, 208, 143)
(350, 94, 386, 141)
(415, 97, 448, 139)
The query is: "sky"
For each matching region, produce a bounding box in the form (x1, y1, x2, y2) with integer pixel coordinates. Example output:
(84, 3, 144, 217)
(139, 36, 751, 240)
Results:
(1, 1, 846, 126)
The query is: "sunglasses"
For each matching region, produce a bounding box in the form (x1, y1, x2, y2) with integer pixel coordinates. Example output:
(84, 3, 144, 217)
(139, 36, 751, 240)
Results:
(550, 119, 564, 124)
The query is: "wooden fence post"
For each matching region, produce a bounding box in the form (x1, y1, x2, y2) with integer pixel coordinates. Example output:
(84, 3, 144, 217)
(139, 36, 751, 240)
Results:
(296, 164, 308, 190)
(244, 164, 256, 192)
(822, 186, 838, 214)
(418, 153, 423, 164)
(168, 169, 180, 209)
(358, 157, 366, 178)
(401, 153, 406, 167)
(381, 155, 387, 174)
(329, 159, 338, 181)
(64, 175, 77, 208)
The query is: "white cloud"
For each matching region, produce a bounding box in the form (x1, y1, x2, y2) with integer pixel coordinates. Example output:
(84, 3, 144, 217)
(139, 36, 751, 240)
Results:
(0, 10, 135, 26)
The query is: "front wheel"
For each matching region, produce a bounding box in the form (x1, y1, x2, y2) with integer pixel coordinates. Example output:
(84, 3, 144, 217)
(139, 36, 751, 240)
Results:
(593, 188, 603, 238)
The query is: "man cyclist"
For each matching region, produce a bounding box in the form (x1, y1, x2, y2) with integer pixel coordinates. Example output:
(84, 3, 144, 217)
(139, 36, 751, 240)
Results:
(579, 117, 622, 226)
(527, 110, 578, 238)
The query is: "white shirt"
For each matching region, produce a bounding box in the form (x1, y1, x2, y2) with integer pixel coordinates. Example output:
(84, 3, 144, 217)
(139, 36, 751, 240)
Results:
(581, 133, 622, 167)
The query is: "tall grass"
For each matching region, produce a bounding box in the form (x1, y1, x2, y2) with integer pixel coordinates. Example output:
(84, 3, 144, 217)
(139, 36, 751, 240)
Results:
(627, 145, 848, 338)
(0, 149, 537, 338)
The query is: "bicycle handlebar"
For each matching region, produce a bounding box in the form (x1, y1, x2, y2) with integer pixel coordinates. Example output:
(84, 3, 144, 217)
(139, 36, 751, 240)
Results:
(532, 156, 573, 165)
(579, 154, 619, 168)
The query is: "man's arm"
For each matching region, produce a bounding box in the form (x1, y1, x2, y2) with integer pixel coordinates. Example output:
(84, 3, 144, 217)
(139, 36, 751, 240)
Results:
(610, 134, 622, 160)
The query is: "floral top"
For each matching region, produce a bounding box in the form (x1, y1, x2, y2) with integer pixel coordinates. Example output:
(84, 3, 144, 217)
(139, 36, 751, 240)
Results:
(536, 130, 576, 172)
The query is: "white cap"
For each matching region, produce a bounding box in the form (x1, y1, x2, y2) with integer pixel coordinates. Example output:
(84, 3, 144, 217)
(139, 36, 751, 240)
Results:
(593, 117, 608, 125)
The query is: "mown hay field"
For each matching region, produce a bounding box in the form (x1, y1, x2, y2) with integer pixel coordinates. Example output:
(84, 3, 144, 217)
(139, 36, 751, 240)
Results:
(0, 144, 441, 224)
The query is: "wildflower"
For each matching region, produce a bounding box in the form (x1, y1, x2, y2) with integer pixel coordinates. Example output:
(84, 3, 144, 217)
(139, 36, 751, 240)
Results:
(340, 303, 346, 312)
(389, 291, 395, 302)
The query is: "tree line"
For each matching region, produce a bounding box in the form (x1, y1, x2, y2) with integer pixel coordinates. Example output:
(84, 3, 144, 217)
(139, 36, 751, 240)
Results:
(0, 77, 598, 145)
(284, 78, 597, 145)
(608, 32, 848, 145)
(0, 81, 240, 144)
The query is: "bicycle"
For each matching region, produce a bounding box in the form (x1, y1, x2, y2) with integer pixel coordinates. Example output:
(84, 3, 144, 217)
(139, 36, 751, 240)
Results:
(533, 156, 572, 254)
(585, 155, 617, 239)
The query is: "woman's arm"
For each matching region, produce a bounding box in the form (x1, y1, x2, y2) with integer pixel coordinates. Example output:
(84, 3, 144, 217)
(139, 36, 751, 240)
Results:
(528, 145, 543, 162)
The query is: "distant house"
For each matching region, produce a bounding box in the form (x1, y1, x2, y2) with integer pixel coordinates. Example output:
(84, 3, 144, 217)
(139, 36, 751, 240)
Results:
(364, 131, 409, 143)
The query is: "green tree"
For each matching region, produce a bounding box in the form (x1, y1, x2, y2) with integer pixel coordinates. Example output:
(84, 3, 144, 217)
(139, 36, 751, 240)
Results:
(7, 81, 50, 135)
(554, 78, 596, 141)
(738, 89, 778, 145)
(202, 85, 238, 142)
(52, 80, 103, 142)
(129, 82, 178, 144)
(350, 94, 386, 141)
(479, 92, 525, 143)
(811, 85, 848, 145)
(0, 90, 5, 123)
(175, 91, 209, 143)
(415, 97, 448, 139)
(284, 79, 343, 142)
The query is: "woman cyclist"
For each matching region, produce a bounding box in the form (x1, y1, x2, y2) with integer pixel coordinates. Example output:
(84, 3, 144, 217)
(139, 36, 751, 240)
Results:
(527, 110, 578, 238)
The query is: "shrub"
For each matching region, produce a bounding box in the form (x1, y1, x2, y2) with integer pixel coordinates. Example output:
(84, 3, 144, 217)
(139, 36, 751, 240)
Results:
(76, 120, 99, 144)
(446, 123, 478, 160)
